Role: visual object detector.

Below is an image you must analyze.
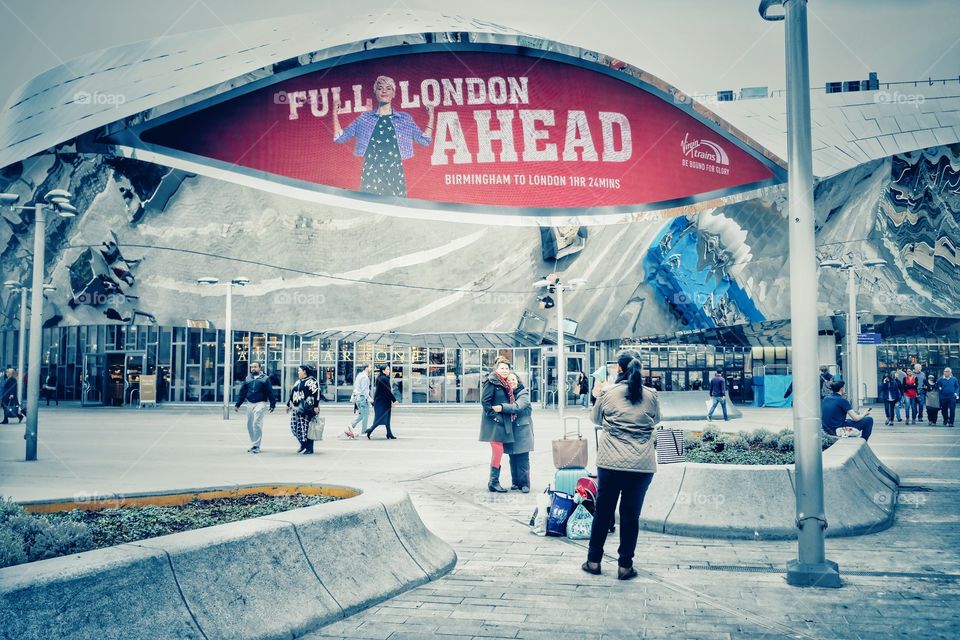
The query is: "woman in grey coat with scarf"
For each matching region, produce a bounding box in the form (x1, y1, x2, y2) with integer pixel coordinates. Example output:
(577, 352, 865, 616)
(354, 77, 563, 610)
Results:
(499, 372, 534, 492)
(479, 356, 515, 493)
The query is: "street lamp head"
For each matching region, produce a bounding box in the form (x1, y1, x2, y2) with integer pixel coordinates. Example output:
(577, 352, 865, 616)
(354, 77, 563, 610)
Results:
(231, 277, 250, 286)
(43, 189, 73, 203)
(818, 260, 844, 270)
(3, 280, 22, 290)
(758, 0, 785, 21)
(0, 193, 20, 205)
(54, 202, 78, 217)
(532, 279, 550, 288)
(42, 285, 57, 292)
(196, 277, 220, 286)
(863, 259, 887, 268)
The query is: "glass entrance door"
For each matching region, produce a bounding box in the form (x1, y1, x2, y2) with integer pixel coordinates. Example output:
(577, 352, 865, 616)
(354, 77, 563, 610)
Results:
(124, 351, 146, 405)
(81, 353, 106, 407)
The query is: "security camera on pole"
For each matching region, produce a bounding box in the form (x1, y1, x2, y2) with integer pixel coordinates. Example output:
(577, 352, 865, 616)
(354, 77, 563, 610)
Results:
(0, 189, 78, 462)
(533, 274, 585, 421)
(197, 276, 250, 419)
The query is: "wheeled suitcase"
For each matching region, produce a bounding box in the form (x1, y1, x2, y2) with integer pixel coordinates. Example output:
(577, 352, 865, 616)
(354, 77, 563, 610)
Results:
(554, 467, 589, 496)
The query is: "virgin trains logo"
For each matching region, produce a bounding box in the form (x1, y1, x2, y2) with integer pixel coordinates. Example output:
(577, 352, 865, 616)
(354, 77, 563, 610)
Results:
(681, 132, 730, 175)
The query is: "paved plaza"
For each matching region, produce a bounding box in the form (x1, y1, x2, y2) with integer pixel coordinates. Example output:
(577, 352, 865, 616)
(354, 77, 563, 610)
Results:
(1, 403, 958, 639)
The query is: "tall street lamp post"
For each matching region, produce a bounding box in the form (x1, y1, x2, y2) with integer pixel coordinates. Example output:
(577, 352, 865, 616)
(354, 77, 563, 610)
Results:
(759, 0, 841, 588)
(534, 274, 585, 421)
(4, 281, 57, 404)
(198, 276, 250, 419)
(819, 258, 887, 411)
(1, 189, 77, 461)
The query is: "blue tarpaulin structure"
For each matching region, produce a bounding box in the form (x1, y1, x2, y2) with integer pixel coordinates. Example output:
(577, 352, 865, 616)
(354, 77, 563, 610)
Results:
(753, 375, 793, 408)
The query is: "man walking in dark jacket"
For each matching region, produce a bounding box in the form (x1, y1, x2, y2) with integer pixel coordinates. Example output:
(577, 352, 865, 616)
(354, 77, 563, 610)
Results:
(937, 368, 959, 428)
(707, 371, 728, 421)
(235, 362, 275, 453)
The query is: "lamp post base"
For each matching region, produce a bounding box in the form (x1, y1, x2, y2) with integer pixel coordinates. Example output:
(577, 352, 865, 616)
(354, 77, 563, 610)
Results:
(786, 558, 842, 588)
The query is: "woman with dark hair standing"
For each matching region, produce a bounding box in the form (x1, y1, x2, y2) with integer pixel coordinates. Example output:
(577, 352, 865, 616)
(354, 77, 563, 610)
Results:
(582, 352, 660, 581)
(287, 365, 320, 454)
(366, 364, 398, 439)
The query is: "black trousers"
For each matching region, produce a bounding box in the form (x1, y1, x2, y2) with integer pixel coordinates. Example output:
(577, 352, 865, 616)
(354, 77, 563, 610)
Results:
(367, 407, 394, 437)
(587, 468, 654, 568)
(507, 452, 530, 488)
(941, 397, 957, 426)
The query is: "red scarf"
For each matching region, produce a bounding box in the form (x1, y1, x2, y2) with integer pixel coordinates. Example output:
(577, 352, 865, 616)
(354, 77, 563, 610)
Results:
(496, 373, 515, 403)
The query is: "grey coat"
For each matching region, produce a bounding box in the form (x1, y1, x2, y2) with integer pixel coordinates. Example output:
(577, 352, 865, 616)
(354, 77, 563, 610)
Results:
(592, 382, 660, 473)
(501, 387, 534, 454)
(478, 373, 515, 443)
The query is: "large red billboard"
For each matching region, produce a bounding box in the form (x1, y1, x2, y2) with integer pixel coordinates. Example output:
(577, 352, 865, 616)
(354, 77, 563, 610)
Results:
(140, 50, 778, 210)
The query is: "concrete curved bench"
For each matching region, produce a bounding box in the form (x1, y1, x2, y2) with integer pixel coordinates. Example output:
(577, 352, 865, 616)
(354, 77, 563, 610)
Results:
(639, 438, 900, 540)
(0, 483, 456, 640)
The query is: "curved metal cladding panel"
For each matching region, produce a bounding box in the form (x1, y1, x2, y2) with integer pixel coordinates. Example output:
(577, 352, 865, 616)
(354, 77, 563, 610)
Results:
(0, 11, 537, 170)
(0, 144, 957, 339)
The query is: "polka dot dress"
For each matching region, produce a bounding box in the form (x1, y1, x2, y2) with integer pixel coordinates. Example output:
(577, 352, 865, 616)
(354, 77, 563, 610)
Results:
(361, 115, 407, 197)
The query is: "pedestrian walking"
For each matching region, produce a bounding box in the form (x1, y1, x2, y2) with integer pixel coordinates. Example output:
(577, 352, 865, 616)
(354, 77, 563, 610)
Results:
(287, 365, 320, 454)
(479, 356, 514, 493)
(234, 362, 275, 453)
(880, 373, 902, 426)
(894, 366, 907, 422)
(345, 364, 373, 439)
(500, 372, 534, 493)
(42, 370, 59, 406)
(706, 371, 728, 421)
(912, 364, 926, 422)
(583, 352, 660, 581)
(0, 368, 23, 424)
(819, 366, 833, 399)
(366, 364, 397, 439)
(577, 372, 590, 408)
(902, 369, 920, 425)
(937, 368, 959, 428)
(924, 375, 940, 425)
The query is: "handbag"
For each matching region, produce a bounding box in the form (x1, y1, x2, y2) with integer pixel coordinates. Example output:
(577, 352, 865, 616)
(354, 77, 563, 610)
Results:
(546, 491, 576, 537)
(553, 417, 588, 469)
(655, 427, 685, 464)
(306, 416, 325, 441)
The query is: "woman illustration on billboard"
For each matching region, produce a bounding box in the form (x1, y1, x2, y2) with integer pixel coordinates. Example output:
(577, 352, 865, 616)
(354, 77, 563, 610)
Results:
(333, 75, 435, 197)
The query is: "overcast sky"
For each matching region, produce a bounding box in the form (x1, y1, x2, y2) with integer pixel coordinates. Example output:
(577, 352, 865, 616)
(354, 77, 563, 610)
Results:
(0, 0, 958, 107)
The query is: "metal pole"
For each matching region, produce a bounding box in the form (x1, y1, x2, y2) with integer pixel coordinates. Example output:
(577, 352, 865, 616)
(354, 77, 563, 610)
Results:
(24, 205, 46, 461)
(223, 282, 232, 420)
(779, 0, 841, 587)
(16, 287, 26, 403)
(557, 282, 565, 421)
(846, 267, 860, 412)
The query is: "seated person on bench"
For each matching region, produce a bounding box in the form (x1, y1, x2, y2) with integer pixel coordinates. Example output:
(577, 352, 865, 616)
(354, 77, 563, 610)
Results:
(821, 380, 874, 441)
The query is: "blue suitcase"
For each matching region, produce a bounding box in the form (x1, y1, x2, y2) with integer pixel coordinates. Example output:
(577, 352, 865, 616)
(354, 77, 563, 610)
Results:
(554, 467, 589, 496)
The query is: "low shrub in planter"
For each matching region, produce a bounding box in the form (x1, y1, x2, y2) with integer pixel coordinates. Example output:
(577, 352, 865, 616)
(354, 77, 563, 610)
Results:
(0, 493, 339, 569)
(683, 427, 837, 465)
(0, 498, 94, 568)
